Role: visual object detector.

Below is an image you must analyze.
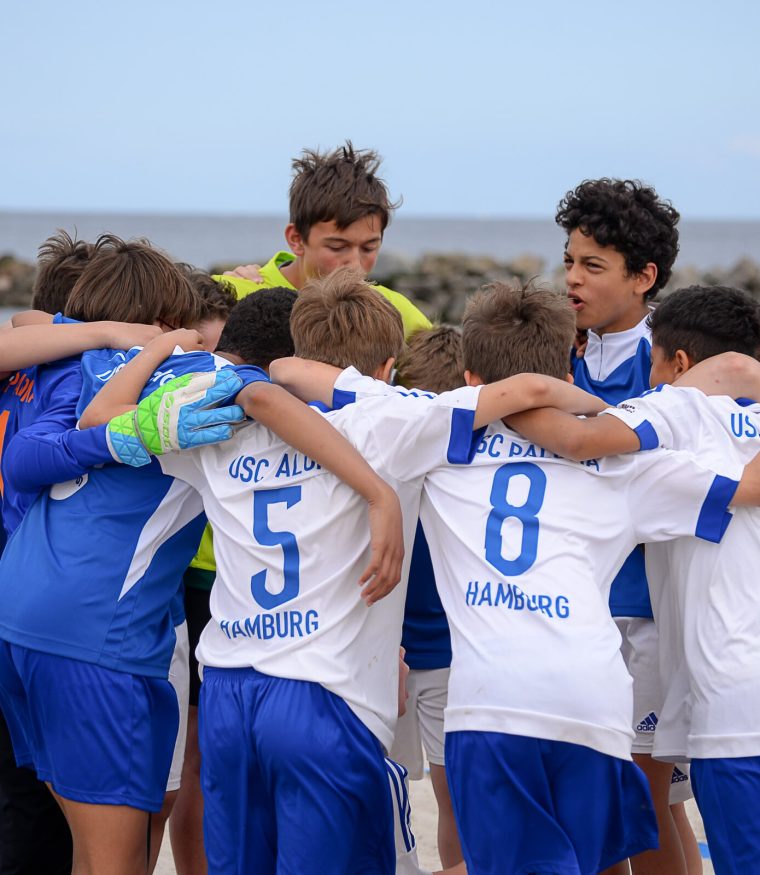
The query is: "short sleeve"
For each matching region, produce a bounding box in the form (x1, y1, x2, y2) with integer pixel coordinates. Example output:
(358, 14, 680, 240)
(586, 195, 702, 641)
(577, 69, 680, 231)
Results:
(626, 448, 743, 545)
(331, 368, 433, 410)
(601, 385, 704, 451)
(333, 386, 483, 483)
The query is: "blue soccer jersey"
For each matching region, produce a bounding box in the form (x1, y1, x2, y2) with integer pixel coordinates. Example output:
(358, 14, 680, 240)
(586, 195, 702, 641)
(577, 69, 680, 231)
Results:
(0, 348, 266, 678)
(400, 523, 452, 671)
(0, 357, 113, 539)
(572, 314, 653, 617)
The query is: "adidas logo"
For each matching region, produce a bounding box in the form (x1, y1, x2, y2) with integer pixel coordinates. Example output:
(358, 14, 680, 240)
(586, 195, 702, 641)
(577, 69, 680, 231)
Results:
(636, 712, 658, 732)
(672, 767, 688, 784)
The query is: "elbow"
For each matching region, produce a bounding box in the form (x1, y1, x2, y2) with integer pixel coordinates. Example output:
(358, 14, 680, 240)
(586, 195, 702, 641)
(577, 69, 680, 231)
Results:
(241, 381, 279, 418)
(557, 432, 593, 463)
(724, 352, 757, 385)
(268, 358, 288, 386)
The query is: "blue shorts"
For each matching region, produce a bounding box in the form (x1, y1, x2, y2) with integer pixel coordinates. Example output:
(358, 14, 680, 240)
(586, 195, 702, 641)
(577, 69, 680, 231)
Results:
(199, 667, 394, 875)
(0, 641, 178, 812)
(691, 756, 760, 875)
(445, 731, 658, 875)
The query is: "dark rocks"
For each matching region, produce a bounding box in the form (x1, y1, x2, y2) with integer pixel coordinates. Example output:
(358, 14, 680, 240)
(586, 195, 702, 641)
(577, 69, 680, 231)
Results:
(3, 251, 760, 325)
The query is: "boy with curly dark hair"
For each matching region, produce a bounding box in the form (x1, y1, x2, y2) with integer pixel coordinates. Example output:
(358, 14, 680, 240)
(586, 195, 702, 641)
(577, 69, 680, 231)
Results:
(556, 180, 690, 874)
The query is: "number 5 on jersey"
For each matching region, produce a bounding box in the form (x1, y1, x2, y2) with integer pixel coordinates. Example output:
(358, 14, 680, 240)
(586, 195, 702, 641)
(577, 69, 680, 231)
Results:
(484, 462, 546, 576)
(250, 486, 302, 610)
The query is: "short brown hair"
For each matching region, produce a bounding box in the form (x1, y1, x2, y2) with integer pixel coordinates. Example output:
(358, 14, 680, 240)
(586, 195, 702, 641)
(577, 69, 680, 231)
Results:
(32, 230, 96, 314)
(290, 267, 404, 376)
(178, 265, 238, 321)
(64, 235, 201, 326)
(462, 281, 575, 382)
(290, 141, 399, 239)
(397, 325, 465, 393)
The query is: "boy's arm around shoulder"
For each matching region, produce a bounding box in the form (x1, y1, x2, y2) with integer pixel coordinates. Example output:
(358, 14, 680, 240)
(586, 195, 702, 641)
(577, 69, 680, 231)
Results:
(235, 381, 404, 604)
(674, 352, 760, 399)
(2, 360, 115, 494)
(79, 329, 205, 429)
(505, 407, 641, 460)
(268, 357, 343, 406)
(473, 373, 606, 430)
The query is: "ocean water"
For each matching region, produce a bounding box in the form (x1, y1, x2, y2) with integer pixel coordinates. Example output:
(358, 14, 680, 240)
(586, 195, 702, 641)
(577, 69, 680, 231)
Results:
(1, 210, 758, 272)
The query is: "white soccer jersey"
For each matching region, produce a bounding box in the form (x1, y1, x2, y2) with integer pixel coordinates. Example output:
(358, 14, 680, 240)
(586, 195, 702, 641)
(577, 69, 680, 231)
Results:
(158, 388, 481, 750)
(417, 424, 741, 760)
(604, 385, 760, 759)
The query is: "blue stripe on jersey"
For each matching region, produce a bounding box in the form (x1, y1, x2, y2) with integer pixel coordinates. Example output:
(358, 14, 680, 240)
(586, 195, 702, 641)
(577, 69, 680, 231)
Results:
(332, 387, 357, 410)
(0, 351, 267, 677)
(634, 420, 659, 451)
(695, 475, 739, 543)
(572, 337, 652, 406)
(736, 397, 758, 407)
(386, 758, 414, 853)
(573, 335, 653, 618)
(447, 409, 485, 464)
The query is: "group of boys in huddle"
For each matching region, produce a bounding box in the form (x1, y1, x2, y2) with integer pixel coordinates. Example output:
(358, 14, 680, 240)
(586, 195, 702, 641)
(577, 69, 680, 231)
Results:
(1, 142, 760, 875)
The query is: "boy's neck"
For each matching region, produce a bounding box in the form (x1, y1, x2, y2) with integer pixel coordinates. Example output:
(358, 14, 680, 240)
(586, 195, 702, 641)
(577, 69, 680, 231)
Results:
(215, 351, 243, 365)
(593, 306, 650, 338)
(279, 258, 305, 290)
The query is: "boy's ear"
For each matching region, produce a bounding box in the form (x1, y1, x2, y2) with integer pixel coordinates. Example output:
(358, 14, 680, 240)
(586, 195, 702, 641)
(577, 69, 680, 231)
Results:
(372, 357, 396, 383)
(284, 223, 306, 257)
(565, 372, 575, 384)
(634, 262, 658, 297)
(464, 370, 485, 387)
(673, 348, 694, 377)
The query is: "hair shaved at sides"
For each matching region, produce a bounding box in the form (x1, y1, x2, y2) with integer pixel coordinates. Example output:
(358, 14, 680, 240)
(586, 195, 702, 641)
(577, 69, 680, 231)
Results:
(463, 281, 576, 382)
(290, 266, 404, 376)
(289, 141, 400, 239)
(649, 285, 760, 362)
(32, 230, 96, 314)
(64, 234, 201, 327)
(218, 287, 298, 370)
(397, 325, 465, 393)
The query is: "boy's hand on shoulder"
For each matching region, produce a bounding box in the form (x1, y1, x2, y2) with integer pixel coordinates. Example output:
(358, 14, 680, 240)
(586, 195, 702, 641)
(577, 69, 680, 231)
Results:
(104, 322, 163, 350)
(106, 370, 245, 466)
(359, 484, 405, 606)
(149, 328, 205, 354)
(223, 264, 264, 282)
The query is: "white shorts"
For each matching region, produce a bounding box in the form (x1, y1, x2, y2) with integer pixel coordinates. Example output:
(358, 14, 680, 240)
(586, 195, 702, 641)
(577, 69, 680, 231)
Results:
(166, 621, 190, 792)
(390, 668, 448, 780)
(669, 762, 693, 805)
(616, 617, 663, 755)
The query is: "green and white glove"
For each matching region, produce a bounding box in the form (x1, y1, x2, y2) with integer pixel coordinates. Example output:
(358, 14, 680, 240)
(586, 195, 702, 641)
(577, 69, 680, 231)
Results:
(106, 370, 245, 466)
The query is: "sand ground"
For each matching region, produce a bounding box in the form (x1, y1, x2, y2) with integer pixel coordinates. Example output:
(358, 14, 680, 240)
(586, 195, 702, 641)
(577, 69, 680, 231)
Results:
(154, 775, 715, 874)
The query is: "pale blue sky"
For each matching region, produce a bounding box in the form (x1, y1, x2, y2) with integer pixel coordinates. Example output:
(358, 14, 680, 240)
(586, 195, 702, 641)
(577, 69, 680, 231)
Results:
(2, 0, 759, 218)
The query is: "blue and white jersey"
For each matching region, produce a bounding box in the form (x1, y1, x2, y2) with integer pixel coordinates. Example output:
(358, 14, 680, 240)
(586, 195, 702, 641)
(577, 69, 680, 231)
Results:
(572, 314, 653, 618)
(0, 348, 266, 678)
(158, 387, 482, 750)
(418, 420, 740, 760)
(605, 386, 760, 759)
(0, 313, 116, 538)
